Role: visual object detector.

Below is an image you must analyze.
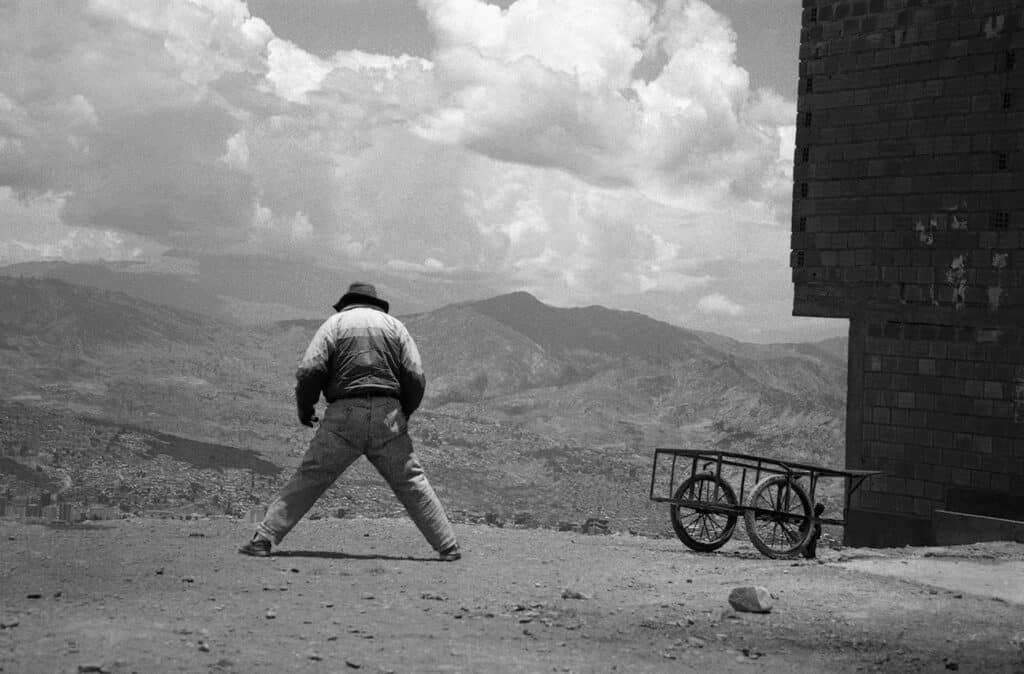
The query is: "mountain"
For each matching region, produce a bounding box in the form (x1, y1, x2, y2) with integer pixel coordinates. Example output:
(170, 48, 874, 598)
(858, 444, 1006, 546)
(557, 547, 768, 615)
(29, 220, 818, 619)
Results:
(0, 256, 503, 324)
(0, 275, 223, 347)
(0, 260, 231, 321)
(0, 277, 847, 532)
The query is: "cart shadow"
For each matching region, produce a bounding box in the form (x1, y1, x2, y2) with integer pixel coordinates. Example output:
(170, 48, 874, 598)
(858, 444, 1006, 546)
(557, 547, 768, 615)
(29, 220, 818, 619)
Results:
(272, 550, 437, 562)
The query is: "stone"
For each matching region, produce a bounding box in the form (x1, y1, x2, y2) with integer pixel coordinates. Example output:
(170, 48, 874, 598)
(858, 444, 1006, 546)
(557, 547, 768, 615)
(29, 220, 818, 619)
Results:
(727, 586, 773, 613)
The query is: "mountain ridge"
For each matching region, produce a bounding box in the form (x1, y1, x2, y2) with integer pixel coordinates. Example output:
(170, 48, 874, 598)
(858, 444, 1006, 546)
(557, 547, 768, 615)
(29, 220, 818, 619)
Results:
(0, 276, 847, 532)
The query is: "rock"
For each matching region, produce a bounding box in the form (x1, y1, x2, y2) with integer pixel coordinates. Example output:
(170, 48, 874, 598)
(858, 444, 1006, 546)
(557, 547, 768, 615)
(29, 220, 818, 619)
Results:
(561, 588, 590, 600)
(581, 518, 611, 535)
(945, 662, 959, 671)
(728, 586, 773, 614)
(77, 664, 106, 673)
(265, 609, 277, 619)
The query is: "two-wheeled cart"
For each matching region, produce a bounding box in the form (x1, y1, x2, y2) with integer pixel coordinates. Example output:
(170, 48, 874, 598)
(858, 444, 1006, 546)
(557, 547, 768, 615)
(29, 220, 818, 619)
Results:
(648, 448, 881, 559)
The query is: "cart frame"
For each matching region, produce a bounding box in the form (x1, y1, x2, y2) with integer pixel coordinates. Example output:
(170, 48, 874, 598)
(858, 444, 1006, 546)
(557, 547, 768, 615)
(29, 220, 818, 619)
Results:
(648, 447, 880, 558)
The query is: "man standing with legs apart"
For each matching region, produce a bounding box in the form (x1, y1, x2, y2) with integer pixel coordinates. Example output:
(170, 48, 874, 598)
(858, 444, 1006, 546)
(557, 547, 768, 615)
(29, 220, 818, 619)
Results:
(239, 282, 461, 561)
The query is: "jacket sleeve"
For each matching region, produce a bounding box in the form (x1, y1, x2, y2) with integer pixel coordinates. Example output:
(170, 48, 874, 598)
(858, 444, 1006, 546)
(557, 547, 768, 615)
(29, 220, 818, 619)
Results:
(396, 324, 426, 417)
(294, 318, 333, 412)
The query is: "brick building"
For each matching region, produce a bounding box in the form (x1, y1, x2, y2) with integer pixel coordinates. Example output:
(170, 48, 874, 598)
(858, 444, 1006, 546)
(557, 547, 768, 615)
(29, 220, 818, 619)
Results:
(793, 0, 1024, 545)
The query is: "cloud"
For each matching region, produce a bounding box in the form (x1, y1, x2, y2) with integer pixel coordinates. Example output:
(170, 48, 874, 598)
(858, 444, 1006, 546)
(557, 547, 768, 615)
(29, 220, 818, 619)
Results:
(697, 292, 745, 316)
(266, 38, 332, 103)
(0, 0, 805, 341)
(89, 0, 273, 86)
(415, 0, 794, 212)
(0, 187, 164, 263)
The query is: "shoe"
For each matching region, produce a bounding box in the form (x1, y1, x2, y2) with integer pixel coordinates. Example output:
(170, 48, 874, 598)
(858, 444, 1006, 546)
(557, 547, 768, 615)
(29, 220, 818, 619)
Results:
(238, 535, 272, 557)
(438, 544, 461, 562)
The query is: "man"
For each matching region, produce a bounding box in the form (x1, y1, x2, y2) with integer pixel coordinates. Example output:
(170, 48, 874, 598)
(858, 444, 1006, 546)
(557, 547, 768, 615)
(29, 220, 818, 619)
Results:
(239, 282, 461, 561)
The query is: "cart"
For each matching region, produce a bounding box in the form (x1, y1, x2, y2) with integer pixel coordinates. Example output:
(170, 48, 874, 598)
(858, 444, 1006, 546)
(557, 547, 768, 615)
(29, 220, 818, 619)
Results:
(648, 448, 881, 559)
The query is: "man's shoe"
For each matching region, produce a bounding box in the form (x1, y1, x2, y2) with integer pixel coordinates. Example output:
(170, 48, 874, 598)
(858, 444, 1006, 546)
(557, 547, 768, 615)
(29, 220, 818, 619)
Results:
(438, 544, 461, 562)
(238, 535, 272, 557)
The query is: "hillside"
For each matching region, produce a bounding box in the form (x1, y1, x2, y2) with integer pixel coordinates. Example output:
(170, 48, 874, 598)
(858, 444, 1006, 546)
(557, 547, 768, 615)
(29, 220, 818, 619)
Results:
(0, 277, 847, 533)
(0, 275, 223, 346)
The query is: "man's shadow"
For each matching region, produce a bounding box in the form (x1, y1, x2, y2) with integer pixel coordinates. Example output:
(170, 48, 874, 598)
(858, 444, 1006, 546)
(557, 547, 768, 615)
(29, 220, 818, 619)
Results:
(272, 550, 439, 562)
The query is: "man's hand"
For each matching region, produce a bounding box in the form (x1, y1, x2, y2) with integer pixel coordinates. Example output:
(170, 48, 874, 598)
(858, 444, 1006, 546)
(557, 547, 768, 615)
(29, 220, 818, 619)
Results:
(298, 407, 319, 427)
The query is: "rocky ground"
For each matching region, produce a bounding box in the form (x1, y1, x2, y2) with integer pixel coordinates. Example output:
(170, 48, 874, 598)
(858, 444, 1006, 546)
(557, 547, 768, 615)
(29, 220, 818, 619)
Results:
(1, 516, 1022, 673)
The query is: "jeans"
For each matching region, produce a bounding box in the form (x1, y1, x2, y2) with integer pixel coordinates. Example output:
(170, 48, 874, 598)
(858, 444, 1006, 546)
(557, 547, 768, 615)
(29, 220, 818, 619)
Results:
(256, 397, 457, 552)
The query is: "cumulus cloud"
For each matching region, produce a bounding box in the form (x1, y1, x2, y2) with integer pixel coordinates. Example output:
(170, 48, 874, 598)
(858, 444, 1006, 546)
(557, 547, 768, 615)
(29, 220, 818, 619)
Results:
(266, 38, 332, 103)
(0, 0, 803, 340)
(89, 0, 273, 86)
(0, 188, 164, 263)
(416, 0, 792, 212)
(697, 292, 745, 316)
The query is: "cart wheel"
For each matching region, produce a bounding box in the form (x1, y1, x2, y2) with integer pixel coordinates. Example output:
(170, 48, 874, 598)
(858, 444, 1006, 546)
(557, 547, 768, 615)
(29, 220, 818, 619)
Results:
(743, 475, 813, 559)
(669, 472, 738, 552)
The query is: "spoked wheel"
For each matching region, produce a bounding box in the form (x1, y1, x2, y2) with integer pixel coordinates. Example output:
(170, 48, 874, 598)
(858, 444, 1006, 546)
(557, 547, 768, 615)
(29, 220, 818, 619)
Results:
(669, 472, 738, 552)
(743, 474, 813, 559)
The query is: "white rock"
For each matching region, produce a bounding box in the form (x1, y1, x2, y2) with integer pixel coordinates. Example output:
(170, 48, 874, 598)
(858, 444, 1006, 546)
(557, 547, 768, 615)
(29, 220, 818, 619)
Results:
(728, 586, 773, 613)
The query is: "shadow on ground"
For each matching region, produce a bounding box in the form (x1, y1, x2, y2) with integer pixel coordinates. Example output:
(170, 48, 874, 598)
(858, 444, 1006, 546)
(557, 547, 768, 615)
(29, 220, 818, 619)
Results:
(271, 549, 437, 562)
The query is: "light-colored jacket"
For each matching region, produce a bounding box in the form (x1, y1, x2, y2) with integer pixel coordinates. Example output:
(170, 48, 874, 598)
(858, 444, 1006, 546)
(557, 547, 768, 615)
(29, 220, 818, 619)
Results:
(294, 305, 426, 416)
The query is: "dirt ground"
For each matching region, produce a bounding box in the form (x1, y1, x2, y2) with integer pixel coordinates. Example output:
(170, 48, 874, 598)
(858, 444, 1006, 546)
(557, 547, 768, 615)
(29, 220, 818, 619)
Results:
(1, 516, 1022, 673)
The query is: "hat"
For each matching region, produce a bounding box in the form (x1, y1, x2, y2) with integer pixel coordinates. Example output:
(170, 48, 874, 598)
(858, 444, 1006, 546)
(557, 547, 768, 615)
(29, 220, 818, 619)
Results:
(333, 282, 390, 313)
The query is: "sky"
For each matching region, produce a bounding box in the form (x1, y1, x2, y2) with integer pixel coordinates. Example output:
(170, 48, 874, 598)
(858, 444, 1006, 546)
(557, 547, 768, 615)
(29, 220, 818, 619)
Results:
(0, 0, 845, 343)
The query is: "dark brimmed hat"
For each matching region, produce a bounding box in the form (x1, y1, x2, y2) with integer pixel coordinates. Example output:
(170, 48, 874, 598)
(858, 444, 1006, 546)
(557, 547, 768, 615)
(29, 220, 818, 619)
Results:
(333, 282, 389, 313)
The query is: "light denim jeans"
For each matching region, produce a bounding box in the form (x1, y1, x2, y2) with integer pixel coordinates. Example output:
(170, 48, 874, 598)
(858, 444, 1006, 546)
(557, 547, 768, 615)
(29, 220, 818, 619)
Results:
(256, 397, 457, 553)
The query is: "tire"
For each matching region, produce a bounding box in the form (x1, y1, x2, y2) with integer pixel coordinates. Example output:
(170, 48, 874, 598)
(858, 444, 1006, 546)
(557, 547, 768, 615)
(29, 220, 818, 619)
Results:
(742, 474, 813, 559)
(669, 472, 738, 552)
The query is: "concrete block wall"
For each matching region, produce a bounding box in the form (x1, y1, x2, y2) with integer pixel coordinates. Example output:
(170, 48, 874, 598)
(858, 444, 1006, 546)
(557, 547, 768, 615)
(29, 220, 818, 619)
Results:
(793, 0, 1024, 319)
(793, 0, 1024, 545)
(845, 308, 1024, 544)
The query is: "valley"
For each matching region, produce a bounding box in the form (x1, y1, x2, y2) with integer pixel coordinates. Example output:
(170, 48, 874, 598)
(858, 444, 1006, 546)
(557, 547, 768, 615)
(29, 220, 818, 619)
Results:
(0, 276, 848, 537)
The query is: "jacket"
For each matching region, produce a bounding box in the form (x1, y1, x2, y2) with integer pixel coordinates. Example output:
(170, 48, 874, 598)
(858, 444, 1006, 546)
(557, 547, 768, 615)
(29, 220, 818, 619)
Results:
(294, 304, 426, 417)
